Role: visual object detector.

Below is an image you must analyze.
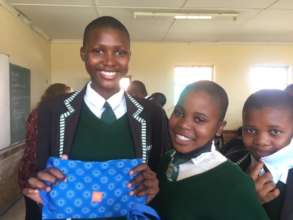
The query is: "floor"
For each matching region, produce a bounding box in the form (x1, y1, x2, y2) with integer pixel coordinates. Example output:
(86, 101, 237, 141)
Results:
(0, 197, 25, 220)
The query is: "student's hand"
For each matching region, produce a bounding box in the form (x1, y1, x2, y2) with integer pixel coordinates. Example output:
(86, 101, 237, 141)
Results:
(248, 161, 280, 204)
(128, 164, 159, 203)
(22, 155, 68, 204)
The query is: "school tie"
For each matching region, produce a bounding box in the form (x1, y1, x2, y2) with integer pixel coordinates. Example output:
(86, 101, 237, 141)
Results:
(101, 102, 116, 124)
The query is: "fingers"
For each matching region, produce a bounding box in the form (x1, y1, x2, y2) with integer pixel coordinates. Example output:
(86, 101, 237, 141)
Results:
(250, 170, 280, 204)
(28, 168, 65, 191)
(129, 164, 159, 202)
(23, 188, 43, 205)
(248, 162, 264, 181)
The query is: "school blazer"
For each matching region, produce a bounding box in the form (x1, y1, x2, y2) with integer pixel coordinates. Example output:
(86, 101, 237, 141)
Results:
(231, 152, 293, 220)
(36, 86, 171, 173)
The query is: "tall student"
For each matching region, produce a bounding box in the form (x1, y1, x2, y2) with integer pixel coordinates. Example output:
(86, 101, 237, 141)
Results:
(241, 90, 293, 220)
(23, 16, 170, 219)
(152, 81, 269, 220)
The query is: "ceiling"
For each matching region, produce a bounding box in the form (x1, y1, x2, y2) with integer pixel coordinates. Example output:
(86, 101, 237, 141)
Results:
(4, 0, 293, 42)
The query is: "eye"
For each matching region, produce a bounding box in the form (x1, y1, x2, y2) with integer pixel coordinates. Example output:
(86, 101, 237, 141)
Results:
(172, 107, 184, 118)
(93, 48, 104, 55)
(114, 49, 129, 57)
(193, 116, 206, 123)
(243, 127, 256, 135)
(269, 129, 282, 136)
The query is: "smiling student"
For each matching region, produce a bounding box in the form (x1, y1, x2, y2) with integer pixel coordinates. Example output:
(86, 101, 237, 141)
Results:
(152, 81, 269, 220)
(241, 89, 293, 220)
(23, 16, 170, 219)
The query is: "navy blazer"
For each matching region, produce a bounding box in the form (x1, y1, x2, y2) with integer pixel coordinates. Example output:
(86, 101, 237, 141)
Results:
(36, 86, 171, 172)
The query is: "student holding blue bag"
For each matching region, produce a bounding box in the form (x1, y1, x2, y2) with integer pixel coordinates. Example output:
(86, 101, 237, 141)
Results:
(23, 16, 170, 220)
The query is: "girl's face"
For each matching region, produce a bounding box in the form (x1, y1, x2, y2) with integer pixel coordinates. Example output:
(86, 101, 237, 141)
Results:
(169, 91, 226, 154)
(80, 27, 130, 99)
(242, 107, 293, 159)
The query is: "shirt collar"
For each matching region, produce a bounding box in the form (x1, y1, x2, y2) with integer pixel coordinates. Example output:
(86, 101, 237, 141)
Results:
(84, 82, 127, 119)
(251, 138, 293, 184)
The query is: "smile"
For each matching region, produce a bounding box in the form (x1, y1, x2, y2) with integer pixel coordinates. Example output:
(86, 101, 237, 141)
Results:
(176, 134, 192, 142)
(100, 71, 117, 79)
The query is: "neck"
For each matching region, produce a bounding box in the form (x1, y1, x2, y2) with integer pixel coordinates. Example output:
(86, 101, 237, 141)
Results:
(175, 140, 213, 160)
(91, 84, 120, 100)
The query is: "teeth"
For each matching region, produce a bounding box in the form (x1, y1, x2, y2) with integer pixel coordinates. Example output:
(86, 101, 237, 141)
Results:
(101, 71, 116, 76)
(176, 134, 191, 141)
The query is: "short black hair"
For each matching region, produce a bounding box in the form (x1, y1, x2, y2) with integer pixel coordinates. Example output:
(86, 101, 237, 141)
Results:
(83, 16, 130, 47)
(147, 92, 167, 107)
(127, 80, 148, 98)
(178, 80, 229, 120)
(243, 89, 293, 118)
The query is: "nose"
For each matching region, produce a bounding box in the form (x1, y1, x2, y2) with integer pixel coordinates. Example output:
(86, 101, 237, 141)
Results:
(102, 52, 116, 67)
(177, 116, 192, 130)
(253, 132, 270, 147)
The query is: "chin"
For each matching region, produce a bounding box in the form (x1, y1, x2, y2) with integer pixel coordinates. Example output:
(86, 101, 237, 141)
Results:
(174, 145, 193, 154)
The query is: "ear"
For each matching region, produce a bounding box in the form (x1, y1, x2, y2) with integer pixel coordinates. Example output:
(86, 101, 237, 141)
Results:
(216, 120, 227, 137)
(80, 47, 86, 61)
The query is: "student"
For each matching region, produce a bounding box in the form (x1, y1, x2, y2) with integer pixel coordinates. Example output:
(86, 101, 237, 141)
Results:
(285, 83, 293, 96)
(241, 89, 293, 220)
(152, 81, 269, 220)
(18, 83, 71, 220)
(146, 92, 167, 107)
(127, 80, 148, 98)
(23, 16, 170, 219)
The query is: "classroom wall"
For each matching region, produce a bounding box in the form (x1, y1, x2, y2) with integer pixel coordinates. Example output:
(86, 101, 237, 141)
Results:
(0, 6, 51, 108)
(0, 6, 50, 214)
(51, 41, 293, 129)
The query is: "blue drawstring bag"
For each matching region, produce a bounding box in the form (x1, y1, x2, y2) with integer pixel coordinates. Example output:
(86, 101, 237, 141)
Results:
(40, 157, 160, 220)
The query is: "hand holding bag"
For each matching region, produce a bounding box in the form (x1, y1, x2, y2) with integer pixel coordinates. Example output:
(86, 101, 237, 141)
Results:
(40, 157, 160, 219)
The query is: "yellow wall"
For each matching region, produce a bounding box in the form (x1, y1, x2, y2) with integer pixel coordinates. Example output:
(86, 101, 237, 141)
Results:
(51, 41, 293, 129)
(0, 6, 51, 108)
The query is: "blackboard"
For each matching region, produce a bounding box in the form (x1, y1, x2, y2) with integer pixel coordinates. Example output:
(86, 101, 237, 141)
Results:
(9, 64, 30, 145)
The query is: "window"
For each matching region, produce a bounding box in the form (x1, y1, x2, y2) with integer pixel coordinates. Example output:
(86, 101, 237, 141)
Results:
(249, 65, 291, 92)
(119, 76, 131, 90)
(174, 66, 213, 104)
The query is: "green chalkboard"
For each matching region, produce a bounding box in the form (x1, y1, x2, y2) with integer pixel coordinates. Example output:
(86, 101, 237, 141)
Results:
(9, 64, 30, 144)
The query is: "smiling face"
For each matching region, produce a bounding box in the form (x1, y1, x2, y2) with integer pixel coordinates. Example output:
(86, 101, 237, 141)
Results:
(169, 90, 226, 154)
(80, 27, 130, 99)
(242, 106, 293, 159)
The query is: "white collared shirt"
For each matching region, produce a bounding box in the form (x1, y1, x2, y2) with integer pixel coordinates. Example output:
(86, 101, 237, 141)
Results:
(251, 138, 293, 184)
(176, 142, 227, 181)
(83, 82, 127, 119)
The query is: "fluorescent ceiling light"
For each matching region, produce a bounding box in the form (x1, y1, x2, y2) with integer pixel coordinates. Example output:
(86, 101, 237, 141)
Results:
(134, 11, 238, 20)
(175, 15, 212, 20)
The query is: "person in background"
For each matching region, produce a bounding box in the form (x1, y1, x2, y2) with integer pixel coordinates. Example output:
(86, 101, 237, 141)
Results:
(18, 83, 71, 220)
(241, 89, 293, 220)
(147, 92, 167, 107)
(127, 80, 148, 99)
(220, 127, 249, 170)
(152, 80, 269, 220)
(285, 83, 293, 96)
(23, 16, 170, 219)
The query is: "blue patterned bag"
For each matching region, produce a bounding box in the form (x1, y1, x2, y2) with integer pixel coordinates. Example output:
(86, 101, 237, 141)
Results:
(40, 157, 160, 219)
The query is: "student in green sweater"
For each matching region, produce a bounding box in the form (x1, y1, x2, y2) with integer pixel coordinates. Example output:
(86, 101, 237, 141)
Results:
(152, 80, 269, 220)
(22, 16, 170, 219)
(241, 89, 293, 220)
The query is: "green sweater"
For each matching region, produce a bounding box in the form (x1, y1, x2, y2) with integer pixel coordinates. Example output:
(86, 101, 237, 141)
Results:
(70, 103, 135, 220)
(153, 151, 269, 220)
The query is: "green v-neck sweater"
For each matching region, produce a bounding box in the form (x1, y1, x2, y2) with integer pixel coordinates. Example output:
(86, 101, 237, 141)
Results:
(152, 151, 269, 220)
(70, 103, 135, 220)
(70, 103, 135, 161)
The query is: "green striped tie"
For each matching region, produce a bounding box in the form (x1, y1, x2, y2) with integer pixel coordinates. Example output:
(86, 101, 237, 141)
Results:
(101, 102, 116, 124)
